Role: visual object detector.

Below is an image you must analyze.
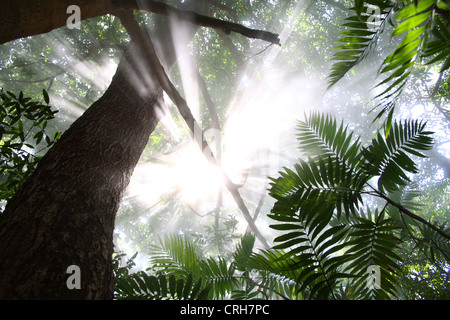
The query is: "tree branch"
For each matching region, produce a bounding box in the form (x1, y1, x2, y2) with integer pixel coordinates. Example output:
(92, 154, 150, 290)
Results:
(216, 29, 244, 66)
(196, 67, 221, 130)
(373, 190, 450, 241)
(116, 0, 281, 45)
(117, 9, 270, 249)
(428, 59, 450, 123)
(1, 0, 279, 45)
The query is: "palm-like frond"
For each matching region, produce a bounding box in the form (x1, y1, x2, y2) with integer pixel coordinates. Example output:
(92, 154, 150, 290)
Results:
(421, 15, 450, 72)
(149, 235, 239, 299)
(114, 272, 211, 300)
(328, 1, 448, 123)
(296, 112, 362, 167)
(328, 1, 393, 88)
(267, 202, 351, 299)
(265, 112, 442, 299)
(361, 119, 434, 192)
(148, 235, 203, 279)
(386, 183, 424, 228)
(372, 0, 436, 120)
(233, 232, 257, 271)
(200, 257, 239, 298)
(417, 224, 450, 263)
(230, 282, 261, 300)
(233, 233, 300, 299)
(269, 156, 368, 219)
(271, 112, 372, 218)
(238, 248, 302, 299)
(344, 208, 401, 299)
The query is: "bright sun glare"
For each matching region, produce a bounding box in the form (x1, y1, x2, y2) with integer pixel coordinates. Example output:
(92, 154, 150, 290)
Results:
(172, 143, 223, 206)
(123, 0, 319, 234)
(126, 141, 224, 213)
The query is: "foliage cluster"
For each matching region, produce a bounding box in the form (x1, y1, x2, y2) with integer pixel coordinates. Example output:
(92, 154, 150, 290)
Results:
(0, 0, 448, 300)
(0, 89, 61, 205)
(329, 0, 450, 124)
(114, 112, 449, 300)
(113, 233, 301, 300)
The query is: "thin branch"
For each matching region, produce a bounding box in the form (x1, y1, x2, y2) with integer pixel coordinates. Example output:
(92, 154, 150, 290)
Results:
(216, 30, 244, 65)
(0, 60, 42, 72)
(214, 187, 223, 233)
(428, 58, 450, 123)
(370, 188, 450, 241)
(246, 178, 268, 234)
(196, 67, 221, 130)
(431, 69, 443, 98)
(194, 66, 223, 233)
(116, 0, 281, 45)
(117, 10, 270, 249)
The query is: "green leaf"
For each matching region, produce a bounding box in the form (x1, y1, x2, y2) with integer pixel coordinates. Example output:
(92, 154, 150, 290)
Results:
(327, 3, 393, 88)
(362, 120, 433, 192)
(392, 11, 432, 36)
(42, 89, 50, 104)
(395, 0, 436, 20)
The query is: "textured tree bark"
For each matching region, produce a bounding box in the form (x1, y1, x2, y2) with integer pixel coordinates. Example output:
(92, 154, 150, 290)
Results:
(0, 0, 118, 44)
(0, 0, 279, 45)
(0, 44, 163, 299)
(0, 0, 205, 299)
(0, 0, 276, 299)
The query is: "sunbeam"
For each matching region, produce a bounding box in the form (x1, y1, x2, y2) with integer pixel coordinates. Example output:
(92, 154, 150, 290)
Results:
(123, 1, 322, 232)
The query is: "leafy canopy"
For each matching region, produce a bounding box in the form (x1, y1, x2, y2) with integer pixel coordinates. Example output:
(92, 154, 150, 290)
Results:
(0, 88, 61, 206)
(266, 111, 448, 299)
(113, 112, 448, 300)
(329, 0, 450, 123)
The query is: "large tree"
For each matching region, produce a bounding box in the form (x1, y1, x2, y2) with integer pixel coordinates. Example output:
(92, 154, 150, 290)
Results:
(0, 0, 279, 299)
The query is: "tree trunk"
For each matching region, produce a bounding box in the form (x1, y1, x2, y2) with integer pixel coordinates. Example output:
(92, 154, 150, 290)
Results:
(0, 44, 163, 299)
(0, 0, 206, 298)
(0, 0, 271, 299)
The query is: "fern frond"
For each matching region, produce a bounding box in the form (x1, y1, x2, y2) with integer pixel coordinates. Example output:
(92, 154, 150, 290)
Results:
(344, 208, 401, 300)
(372, 0, 437, 121)
(114, 272, 211, 300)
(329, 1, 448, 124)
(386, 182, 423, 224)
(422, 15, 450, 72)
(231, 283, 261, 300)
(265, 112, 442, 299)
(269, 155, 368, 218)
(328, 2, 393, 88)
(417, 224, 450, 263)
(268, 200, 351, 299)
(233, 232, 256, 271)
(148, 235, 203, 279)
(149, 235, 241, 299)
(296, 112, 362, 167)
(232, 234, 300, 299)
(361, 119, 434, 192)
(238, 247, 317, 299)
(200, 257, 239, 298)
